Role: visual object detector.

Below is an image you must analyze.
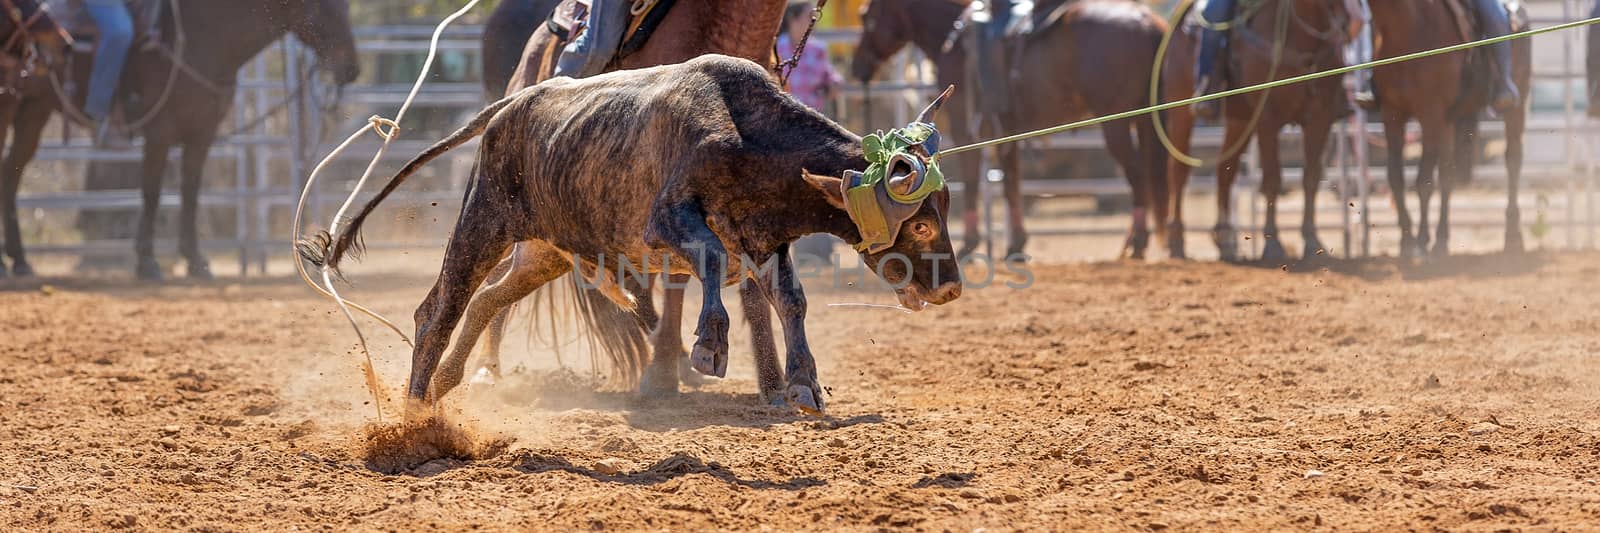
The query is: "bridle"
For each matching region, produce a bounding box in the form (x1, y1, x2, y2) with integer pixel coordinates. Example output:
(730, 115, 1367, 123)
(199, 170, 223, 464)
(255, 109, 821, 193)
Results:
(0, 0, 51, 95)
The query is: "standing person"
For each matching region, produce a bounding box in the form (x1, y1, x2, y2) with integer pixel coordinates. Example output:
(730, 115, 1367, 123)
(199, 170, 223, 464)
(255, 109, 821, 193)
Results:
(77, 0, 134, 125)
(779, 0, 844, 262)
(778, 1, 841, 112)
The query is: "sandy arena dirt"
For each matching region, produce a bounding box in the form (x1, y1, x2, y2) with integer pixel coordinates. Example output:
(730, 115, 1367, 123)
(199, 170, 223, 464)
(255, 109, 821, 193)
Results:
(3, 252, 1599, 530)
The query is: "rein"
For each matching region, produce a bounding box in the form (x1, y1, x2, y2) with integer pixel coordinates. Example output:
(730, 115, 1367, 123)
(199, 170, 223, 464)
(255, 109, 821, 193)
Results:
(778, 0, 828, 88)
(0, 0, 49, 94)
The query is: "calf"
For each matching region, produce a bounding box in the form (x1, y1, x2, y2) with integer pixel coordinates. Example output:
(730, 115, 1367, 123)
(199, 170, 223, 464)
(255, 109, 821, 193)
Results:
(310, 55, 963, 413)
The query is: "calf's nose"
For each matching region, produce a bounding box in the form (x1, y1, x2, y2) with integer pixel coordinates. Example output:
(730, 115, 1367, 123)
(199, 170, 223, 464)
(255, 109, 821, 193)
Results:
(927, 281, 962, 304)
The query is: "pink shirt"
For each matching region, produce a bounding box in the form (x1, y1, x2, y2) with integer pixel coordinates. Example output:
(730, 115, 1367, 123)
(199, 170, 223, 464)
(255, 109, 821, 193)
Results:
(778, 35, 842, 112)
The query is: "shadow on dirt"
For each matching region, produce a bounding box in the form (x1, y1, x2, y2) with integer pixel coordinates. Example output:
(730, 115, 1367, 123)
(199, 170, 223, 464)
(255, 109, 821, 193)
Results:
(1228, 250, 1552, 282)
(499, 450, 827, 490)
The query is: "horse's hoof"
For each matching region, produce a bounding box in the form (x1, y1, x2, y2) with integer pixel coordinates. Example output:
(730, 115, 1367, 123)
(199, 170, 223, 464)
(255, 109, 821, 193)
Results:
(1302, 237, 1328, 261)
(1123, 230, 1150, 260)
(785, 382, 825, 416)
(468, 367, 497, 386)
(1212, 226, 1238, 263)
(688, 344, 727, 378)
(957, 236, 981, 260)
(9, 260, 33, 277)
(1166, 222, 1187, 260)
(1260, 239, 1288, 264)
(187, 260, 214, 281)
(1006, 234, 1029, 259)
(676, 349, 707, 387)
(1504, 230, 1525, 254)
(136, 258, 163, 281)
(1431, 242, 1450, 258)
(637, 369, 680, 399)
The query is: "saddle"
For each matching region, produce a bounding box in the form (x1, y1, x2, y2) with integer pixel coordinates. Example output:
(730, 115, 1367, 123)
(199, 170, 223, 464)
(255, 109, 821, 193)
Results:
(544, 0, 677, 65)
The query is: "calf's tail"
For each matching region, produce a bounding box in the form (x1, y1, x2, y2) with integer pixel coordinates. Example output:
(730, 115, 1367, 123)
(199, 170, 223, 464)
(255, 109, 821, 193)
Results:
(298, 94, 520, 278)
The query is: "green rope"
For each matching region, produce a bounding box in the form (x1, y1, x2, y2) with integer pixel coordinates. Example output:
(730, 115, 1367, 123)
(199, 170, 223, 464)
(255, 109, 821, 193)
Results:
(935, 15, 1600, 160)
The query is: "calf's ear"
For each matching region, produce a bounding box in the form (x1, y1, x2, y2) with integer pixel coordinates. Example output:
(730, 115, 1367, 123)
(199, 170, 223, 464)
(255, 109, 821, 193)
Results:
(802, 169, 849, 209)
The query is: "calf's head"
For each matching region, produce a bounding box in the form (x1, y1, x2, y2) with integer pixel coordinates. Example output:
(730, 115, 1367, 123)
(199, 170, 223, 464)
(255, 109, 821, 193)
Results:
(804, 87, 962, 310)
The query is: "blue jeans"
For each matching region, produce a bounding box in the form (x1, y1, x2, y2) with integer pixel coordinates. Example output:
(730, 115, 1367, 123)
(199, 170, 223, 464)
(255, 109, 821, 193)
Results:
(554, 0, 630, 78)
(1469, 0, 1513, 87)
(1196, 0, 1236, 83)
(84, 0, 133, 121)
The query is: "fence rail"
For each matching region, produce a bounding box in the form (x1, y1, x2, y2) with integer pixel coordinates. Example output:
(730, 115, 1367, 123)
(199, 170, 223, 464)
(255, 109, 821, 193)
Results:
(13, 7, 1600, 274)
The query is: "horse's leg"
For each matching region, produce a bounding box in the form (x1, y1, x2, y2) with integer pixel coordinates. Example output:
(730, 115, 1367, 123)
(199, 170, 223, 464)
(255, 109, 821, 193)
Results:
(1102, 118, 1148, 259)
(1414, 119, 1442, 258)
(2, 97, 53, 277)
(134, 136, 174, 280)
(1300, 118, 1332, 259)
(1213, 117, 1251, 262)
(406, 188, 521, 405)
(639, 272, 684, 396)
(1256, 122, 1288, 263)
(1434, 118, 1464, 257)
(749, 245, 824, 414)
(1137, 115, 1169, 258)
(433, 241, 569, 400)
(1381, 114, 1417, 258)
(1165, 106, 1197, 259)
(178, 134, 217, 279)
(640, 273, 708, 392)
(999, 142, 1028, 258)
(0, 110, 12, 277)
(650, 205, 731, 379)
(1503, 104, 1526, 253)
(740, 277, 783, 404)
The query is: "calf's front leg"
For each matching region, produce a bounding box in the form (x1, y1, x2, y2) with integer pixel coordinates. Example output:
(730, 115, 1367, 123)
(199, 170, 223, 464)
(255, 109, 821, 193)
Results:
(751, 246, 825, 415)
(648, 204, 732, 378)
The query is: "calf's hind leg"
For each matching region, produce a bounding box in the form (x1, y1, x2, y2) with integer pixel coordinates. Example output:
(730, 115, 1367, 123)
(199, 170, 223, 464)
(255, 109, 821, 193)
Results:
(432, 241, 571, 401)
(407, 193, 521, 406)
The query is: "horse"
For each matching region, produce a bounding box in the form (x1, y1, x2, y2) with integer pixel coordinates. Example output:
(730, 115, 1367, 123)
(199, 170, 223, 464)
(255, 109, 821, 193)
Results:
(0, 0, 359, 280)
(444, 0, 809, 409)
(851, 0, 1170, 259)
(479, 0, 562, 98)
(0, 0, 65, 277)
(1161, 0, 1355, 261)
(1367, 0, 1531, 257)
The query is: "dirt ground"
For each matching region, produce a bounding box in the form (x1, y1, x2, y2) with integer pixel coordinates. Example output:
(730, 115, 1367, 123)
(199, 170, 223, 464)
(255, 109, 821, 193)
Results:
(3, 250, 1600, 531)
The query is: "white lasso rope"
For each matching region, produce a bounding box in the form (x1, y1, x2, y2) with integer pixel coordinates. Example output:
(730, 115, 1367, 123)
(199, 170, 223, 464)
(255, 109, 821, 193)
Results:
(292, 0, 483, 421)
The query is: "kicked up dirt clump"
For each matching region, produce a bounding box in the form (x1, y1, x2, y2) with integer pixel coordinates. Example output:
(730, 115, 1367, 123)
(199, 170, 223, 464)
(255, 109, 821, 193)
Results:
(359, 414, 510, 474)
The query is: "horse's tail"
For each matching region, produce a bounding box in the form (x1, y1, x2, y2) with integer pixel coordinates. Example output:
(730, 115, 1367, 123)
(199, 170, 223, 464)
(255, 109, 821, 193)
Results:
(299, 93, 519, 277)
(499, 258, 650, 389)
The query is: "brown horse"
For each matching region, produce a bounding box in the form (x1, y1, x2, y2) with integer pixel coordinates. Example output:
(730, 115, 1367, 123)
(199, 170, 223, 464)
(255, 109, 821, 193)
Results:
(479, 0, 562, 97)
(1369, 0, 1530, 257)
(1162, 0, 1354, 261)
(1, 0, 358, 279)
(0, 0, 65, 277)
(852, 0, 1169, 258)
(435, 0, 799, 407)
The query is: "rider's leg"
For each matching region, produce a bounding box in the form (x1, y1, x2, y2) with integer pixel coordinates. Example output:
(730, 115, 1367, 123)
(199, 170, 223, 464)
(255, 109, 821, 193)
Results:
(553, 0, 631, 78)
(82, 0, 134, 122)
(1469, 0, 1519, 113)
(1195, 0, 1237, 118)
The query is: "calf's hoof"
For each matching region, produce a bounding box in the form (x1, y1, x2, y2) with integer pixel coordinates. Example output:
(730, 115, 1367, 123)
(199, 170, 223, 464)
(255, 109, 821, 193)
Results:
(785, 381, 826, 416)
(135, 257, 163, 281)
(689, 343, 728, 378)
(468, 367, 497, 386)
